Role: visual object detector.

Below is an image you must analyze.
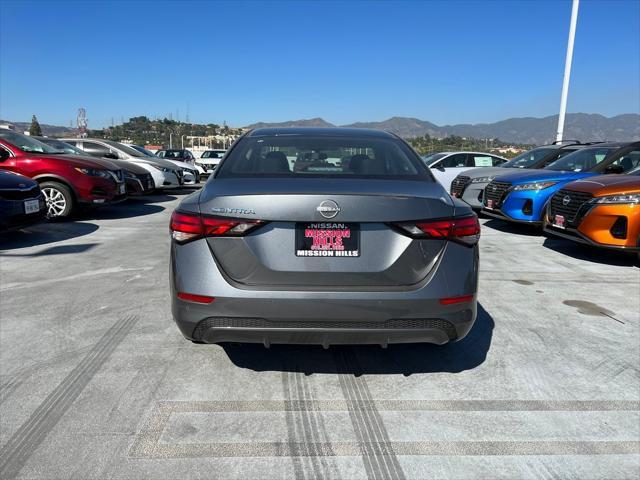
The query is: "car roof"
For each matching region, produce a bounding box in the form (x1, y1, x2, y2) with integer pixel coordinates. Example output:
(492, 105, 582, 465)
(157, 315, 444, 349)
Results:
(247, 127, 396, 138)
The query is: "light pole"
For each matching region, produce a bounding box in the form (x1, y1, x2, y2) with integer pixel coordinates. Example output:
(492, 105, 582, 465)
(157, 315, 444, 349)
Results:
(169, 133, 173, 149)
(556, 0, 580, 142)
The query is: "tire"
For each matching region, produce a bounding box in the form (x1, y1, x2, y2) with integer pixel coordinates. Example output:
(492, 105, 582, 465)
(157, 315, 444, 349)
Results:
(40, 181, 74, 219)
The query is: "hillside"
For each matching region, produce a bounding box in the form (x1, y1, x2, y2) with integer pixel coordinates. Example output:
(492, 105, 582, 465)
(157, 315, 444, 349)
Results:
(246, 113, 640, 144)
(0, 120, 76, 137)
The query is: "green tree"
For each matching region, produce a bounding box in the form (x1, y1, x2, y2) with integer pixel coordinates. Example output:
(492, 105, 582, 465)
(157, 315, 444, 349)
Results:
(29, 115, 42, 136)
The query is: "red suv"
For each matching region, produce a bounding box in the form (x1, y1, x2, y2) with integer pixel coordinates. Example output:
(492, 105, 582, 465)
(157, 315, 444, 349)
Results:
(0, 131, 127, 218)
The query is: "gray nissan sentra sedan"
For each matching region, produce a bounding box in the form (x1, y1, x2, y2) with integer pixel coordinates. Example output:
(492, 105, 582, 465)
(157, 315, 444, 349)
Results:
(170, 127, 480, 347)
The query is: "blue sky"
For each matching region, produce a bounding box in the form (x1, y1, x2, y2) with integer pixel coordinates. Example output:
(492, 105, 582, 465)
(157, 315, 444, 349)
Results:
(1, 0, 638, 128)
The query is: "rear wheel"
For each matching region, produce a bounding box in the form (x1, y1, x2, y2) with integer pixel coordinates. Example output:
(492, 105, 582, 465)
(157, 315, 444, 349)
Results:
(40, 181, 74, 219)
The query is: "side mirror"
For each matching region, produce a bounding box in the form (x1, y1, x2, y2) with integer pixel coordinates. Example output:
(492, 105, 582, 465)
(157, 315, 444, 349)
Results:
(104, 152, 119, 160)
(605, 164, 624, 174)
(433, 163, 445, 172)
(0, 149, 9, 162)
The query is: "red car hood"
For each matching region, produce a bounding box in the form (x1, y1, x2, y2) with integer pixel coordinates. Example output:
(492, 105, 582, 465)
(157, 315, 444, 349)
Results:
(27, 153, 120, 171)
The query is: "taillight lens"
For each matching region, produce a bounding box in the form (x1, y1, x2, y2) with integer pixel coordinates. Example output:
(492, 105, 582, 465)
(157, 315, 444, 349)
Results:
(170, 210, 263, 243)
(394, 215, 480, 245)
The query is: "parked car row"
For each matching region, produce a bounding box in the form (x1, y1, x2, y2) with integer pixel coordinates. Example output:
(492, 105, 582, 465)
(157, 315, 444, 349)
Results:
(449, 140, 640, 256)
(0, 131, 205, 230)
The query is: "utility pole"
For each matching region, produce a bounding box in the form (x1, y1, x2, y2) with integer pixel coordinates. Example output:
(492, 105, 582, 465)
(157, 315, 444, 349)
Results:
(556, 0, 580, 142)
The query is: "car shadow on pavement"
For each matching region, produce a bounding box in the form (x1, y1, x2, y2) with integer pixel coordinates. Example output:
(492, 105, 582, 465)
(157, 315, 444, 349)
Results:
(0, 221, 99, 250)
(481, 219, 541, 236)
(542, 237, 639, 267)
(221, 304, 494, 376)
(0, 242, 98, 257)
(76, 202, 164, 220)
(132, 194, 177, 204)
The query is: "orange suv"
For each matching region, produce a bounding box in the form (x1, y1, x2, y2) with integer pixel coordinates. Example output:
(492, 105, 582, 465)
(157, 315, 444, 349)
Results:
(544, 166, 640, 256)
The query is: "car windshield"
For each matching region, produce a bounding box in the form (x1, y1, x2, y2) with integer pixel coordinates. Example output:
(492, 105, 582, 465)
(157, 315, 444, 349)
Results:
(38, 138, 85, 155)
(422, 153, 447, 165)
(0, 131, 61, 153)
(217, 135, 428, 179)
(500, 147, 557, 168)
(202, 151, 223, 158)
(130, 145, 156, 157)
(545, 147, 617, 172)
(102, 140, 146, 157)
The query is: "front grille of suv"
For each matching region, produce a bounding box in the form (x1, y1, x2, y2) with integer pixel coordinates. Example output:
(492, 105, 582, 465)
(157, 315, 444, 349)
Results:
(484, 181, 511, 208)
(549, 189, 594, 227)
(451, 176, 471, 197)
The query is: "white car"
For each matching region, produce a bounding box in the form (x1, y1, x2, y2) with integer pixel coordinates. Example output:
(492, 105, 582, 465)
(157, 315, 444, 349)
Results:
(422, 151, 508, 191)
(128, 145, 199, 185)
(62, 138, 182, 189)
(196, 149, 226, 175)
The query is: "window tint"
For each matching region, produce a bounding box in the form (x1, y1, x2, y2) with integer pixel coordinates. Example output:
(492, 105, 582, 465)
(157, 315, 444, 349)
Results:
(607, 149, 640, 172)
(217, 135, 428, 179)
(82, 141, 111, 157)
(442, 153, 467, 168)
(545, 147, 616, 172)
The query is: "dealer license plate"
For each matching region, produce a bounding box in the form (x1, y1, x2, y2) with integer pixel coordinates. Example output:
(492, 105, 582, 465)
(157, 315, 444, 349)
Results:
(553, 214, 565, 229)
(295, 222, 360, 257)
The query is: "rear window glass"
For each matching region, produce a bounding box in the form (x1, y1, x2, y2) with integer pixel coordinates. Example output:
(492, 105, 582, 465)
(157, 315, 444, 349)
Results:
(216, 135, 429, 179)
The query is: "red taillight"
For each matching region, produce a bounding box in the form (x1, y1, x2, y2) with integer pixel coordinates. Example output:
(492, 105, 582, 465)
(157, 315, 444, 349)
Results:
(177, 292, 215, 304)
(439, 294, 475, 305)
(170, 210, 263, 243)
(396, 215, 480, 245)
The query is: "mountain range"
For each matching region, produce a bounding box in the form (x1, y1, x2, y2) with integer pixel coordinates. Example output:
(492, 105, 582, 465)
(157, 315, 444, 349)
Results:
(246, 113, 640, 144)
(3, 113, 638, 145)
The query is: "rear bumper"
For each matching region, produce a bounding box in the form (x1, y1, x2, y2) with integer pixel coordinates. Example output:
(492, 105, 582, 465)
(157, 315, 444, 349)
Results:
(170, 239, 479, 346)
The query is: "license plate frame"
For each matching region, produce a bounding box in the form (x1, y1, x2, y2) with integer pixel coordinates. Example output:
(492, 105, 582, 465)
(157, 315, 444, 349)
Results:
(24, 199, 40, 214)
(553, 214, 566, 229)
(295, 222, 360, 258)
(486, 199, 494, 210)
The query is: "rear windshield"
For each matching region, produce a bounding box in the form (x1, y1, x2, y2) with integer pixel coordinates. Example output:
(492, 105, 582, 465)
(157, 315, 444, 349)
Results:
(160, 150, 187, 158)
(501, 147, 557, 168)
(216, 135, 429, 179)
(202, 150, 223, 158)
(545, 147, 617, 172)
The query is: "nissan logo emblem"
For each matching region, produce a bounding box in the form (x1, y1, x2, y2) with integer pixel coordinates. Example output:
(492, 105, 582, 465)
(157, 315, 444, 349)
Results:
(317, 200, 340, 219)
(562, 195, 571, 206)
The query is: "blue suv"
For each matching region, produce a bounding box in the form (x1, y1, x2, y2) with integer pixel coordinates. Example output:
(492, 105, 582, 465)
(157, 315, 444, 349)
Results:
(482, 142, 640, 225)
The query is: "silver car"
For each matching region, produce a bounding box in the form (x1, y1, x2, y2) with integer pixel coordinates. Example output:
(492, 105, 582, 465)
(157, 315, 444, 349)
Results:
(170, 128, 480, 347)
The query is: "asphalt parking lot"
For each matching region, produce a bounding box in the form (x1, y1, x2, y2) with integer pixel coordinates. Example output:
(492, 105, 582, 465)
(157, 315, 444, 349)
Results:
(0, 189, 638, 480)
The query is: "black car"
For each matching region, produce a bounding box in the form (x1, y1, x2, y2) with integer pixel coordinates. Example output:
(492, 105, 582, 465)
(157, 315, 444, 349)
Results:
(0, 170, 46, 231)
